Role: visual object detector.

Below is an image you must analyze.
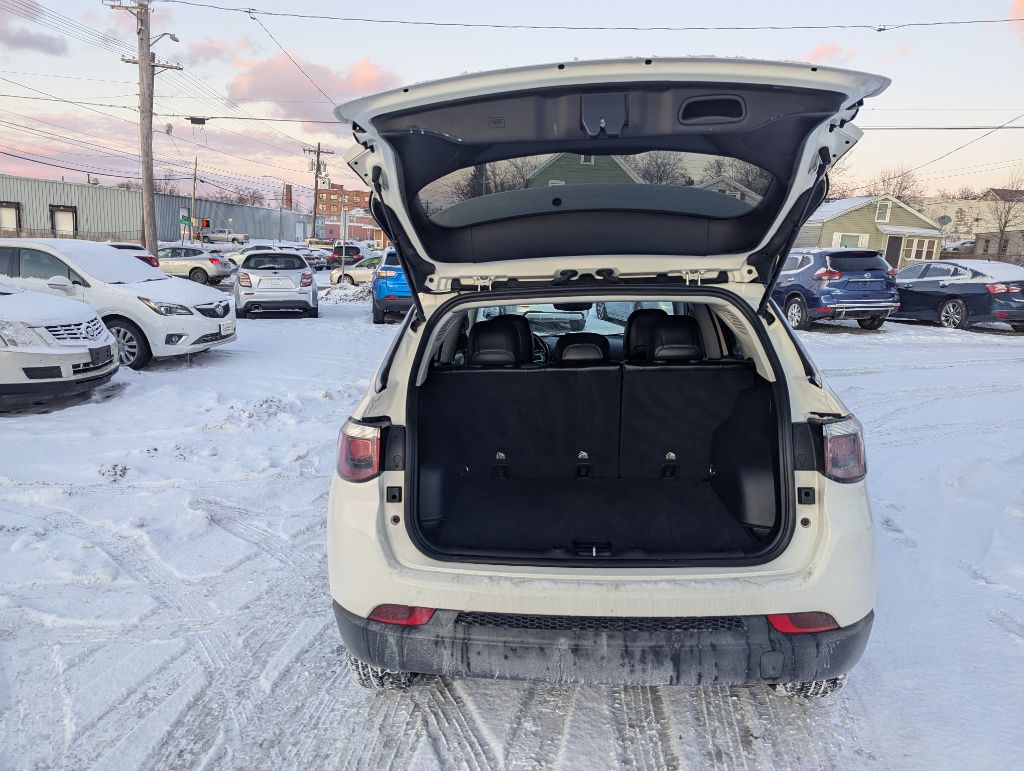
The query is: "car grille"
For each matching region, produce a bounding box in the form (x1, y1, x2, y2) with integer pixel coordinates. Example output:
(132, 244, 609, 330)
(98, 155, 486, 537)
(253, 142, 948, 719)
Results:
(72, 355, 114, 374)
(454, 612, 746, 633)
(195, 301, 230, 318)
(45, 317, 105, 342)
(193, 330, 233, 344)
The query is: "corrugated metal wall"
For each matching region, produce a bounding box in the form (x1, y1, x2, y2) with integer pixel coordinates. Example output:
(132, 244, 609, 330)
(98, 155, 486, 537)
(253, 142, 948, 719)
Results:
(155, 194, 313, 242)
(0, 175, 313, 243)
(0, 175, 142, 239)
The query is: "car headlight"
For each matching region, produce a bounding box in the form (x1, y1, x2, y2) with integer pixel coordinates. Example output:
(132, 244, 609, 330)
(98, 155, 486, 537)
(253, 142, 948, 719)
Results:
(0, 321, 48, 347)
(138, 297, 194, 316)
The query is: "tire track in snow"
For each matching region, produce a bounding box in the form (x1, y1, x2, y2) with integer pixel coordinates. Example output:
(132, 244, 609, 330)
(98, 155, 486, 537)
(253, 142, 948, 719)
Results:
(609, 685, 683, 770)
(419, 679, 501, 771)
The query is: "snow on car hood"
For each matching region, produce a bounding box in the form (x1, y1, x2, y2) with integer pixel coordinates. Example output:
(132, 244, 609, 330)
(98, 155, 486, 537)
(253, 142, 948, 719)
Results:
(0, 283, 97, 326)
(116, 276, 227, 306)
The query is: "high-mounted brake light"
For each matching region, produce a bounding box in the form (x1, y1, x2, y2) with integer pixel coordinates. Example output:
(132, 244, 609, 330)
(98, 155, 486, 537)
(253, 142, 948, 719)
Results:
(822, 417, 866, 483)
(300, 272, 313, 287)
(368, 604, 435, 626)
(813, 268, 843, 282)
(238, 272, 252, 287)
(767, 612, 839, 633)
(337, 419, 381, 482)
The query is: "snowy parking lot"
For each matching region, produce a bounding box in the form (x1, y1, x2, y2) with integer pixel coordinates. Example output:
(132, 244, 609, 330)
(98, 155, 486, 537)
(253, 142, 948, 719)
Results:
(1, 305, 1022, 769)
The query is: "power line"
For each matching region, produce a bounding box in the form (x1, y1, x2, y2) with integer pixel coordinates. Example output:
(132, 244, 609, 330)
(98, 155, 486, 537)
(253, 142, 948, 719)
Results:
(157, 1, 1024, 33)
(247, 12, 334, 104)
(0, 69, 135, 84)
(0, 146, 185, 180)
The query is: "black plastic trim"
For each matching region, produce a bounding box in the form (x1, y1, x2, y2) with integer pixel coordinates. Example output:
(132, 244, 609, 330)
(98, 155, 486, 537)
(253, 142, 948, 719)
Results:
(403, 285, 797, 568)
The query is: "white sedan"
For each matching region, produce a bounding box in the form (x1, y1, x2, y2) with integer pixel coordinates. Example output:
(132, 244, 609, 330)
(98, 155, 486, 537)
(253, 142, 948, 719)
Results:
(330, 255, 381, 285)
(0, 280, 119, 406)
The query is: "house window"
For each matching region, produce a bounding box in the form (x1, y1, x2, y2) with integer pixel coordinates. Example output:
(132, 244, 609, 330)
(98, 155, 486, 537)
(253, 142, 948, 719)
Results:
(0, 201, 20, 234)
(319, 193, 326, 200)
(1000, 239, 1009, 254)
(901, 238, 938, 261)
(49, 205, 76, 237)
(579, 155, 595, 165)
(834, 232, 867, 248)
(983, 238, 991, 253)
(875, 201, 891, 223)
(548, 180, 565, 186)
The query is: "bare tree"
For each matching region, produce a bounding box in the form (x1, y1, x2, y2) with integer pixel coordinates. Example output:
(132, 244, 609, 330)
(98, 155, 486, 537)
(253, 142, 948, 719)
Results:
(982, 169, 1024, 261)
(698, 157, 728, 182)
(865, 166, 926, 206)
(826, 153, 859, 200)
(623, 152, 693, 185)
(210, 186, 266, 207)
(445, 164, 489, 203)
(116, 177, 180, 196)
(937, 185, 978, 200)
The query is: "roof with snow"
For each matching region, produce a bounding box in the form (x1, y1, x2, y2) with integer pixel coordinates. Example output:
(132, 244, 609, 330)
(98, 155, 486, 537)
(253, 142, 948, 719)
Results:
(805, 195, 879, 223)
(983, 188, 1024, 203)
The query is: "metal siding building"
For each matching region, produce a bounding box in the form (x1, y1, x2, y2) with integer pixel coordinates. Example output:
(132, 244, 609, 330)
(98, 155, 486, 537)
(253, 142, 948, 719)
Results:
(0, 174, 142, 240)
(0, 175, 313, 243)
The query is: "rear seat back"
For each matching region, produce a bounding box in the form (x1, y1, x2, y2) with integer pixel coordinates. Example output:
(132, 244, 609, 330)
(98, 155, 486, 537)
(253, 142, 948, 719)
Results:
(620, 315, 757, 479)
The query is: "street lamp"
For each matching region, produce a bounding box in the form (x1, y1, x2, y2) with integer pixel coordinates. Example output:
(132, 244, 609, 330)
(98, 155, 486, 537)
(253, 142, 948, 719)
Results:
(150, 32, 179, 46)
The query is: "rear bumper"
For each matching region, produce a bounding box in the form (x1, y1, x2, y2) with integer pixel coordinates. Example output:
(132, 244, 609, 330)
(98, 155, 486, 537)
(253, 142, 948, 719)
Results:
(374, 295, 413, 312)
(334, 602, 873, 686)
(809, 302, 899, 320)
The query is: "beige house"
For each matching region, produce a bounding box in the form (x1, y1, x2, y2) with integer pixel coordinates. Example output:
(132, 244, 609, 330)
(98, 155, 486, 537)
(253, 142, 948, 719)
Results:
(794, 195, 944, 268)
(695, 175, 763, 205)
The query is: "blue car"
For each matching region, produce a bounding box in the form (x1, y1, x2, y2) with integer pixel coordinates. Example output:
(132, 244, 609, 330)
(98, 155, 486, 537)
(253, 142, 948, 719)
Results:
(371, 249, 413, 324)
(772, 248, 900, 330)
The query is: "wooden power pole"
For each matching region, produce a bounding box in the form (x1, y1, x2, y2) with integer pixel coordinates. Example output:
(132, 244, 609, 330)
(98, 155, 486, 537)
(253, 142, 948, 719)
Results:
(304, 142, 334, 241)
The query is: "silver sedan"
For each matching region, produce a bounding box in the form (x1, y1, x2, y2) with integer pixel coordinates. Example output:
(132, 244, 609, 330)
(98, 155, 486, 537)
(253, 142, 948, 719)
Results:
(233, 251, 318, 318)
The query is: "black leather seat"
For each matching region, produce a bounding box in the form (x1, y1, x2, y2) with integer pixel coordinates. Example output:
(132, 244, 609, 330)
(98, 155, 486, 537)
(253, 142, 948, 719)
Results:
(647, 315, 704, 364)
(553, 332, 611, 365)
(623, 308, 667, 362)
(466, 316, 532, 367)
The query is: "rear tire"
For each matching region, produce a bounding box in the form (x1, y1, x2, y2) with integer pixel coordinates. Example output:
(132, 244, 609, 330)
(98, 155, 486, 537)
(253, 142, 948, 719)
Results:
(857, 316, 885, 330)
(188, 268, 209, 284)
(784, 295, 811, 330)
(342, 274, 355, 285)
(235, 307, 247, 319)
(346, 653, 420, 691)
(770, 675, 847, 699)
(372, 302, 385, 324)
(305, 307, 319, 318)
(1009, 322, 1024, 333)
(938, 297, 969, 329)
(106, 318, 152, 370)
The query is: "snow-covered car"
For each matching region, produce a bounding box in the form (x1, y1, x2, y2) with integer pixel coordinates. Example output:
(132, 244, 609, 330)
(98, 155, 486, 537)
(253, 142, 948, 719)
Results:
(328, 58, 887, 695)
(233, 251, 318, 318)
(155, 245, 232, 285)
(0, 280, 118, 405)
(0, 239, 236, 369)
(330, 254, 380, 285)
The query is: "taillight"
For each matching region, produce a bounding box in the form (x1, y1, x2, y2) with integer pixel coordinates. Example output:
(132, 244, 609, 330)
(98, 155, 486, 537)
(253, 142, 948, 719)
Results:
(148, 257, 160, 267)
(813, 268, 842, 282)
(986, 283, 1021, 294)
(822, 417, 866, 483)
(238, 272, 252, 287)
(300, 272, 313, 287)
(368, 604, 435, 626)
(377, 269, 398, 277)
(887, 268, 898, 277)
(767, 612, 839, 633)
(208, 257, 221, 265)
(337, 419, 381, 482)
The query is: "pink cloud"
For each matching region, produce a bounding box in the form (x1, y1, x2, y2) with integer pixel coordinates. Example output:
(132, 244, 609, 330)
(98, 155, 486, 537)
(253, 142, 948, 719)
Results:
(0, 1, 68, 55)
(185, 38, 254, 66)
(882, 44, 914, 62)
(1013, 0, 1024, 37)
(803, 43, 856, 64)
(227, 54, 400, 132)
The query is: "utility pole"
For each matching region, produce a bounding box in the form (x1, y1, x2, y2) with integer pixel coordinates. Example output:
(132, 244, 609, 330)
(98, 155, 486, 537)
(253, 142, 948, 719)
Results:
(190, 156, 197, 243)
(278, 181, 284, 243)
(304, 142, 333, 242)
(112, 0, 181, 255)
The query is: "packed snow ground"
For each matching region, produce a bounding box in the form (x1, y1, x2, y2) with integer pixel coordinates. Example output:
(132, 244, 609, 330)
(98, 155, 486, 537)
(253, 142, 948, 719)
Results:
(1, 303, 1022, 770)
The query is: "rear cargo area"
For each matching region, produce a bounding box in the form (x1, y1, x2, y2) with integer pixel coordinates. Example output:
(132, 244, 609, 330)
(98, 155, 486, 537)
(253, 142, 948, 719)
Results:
(413, 324, 784, 563)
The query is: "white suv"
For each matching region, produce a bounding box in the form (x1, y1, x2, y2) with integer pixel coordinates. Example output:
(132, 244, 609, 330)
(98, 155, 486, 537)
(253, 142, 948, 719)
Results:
(328, 58, 887, 695)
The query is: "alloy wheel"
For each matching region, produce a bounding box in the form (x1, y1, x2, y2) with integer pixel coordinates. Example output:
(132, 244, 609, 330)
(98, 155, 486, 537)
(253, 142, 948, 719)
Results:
(940, 301, 963, 328)
(786, 301, 804, 327)
(113, 326, 139, 365)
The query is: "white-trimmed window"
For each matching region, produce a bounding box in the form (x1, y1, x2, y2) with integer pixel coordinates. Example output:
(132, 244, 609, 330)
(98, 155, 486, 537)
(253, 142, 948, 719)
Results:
(901, 237, 938, 261)
(833, 232, 869, 248)
(875, 201, 891, 223)
(548, 179, 565, 186)
(579, 155, 595, 165)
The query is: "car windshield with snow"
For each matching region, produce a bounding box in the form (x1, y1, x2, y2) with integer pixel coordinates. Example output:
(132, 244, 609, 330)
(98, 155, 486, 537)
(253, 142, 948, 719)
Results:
(327, 58, 889, 695)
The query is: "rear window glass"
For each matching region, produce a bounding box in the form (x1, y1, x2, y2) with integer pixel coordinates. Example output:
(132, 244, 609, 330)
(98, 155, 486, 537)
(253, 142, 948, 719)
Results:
(241, 254, 305, 270)
(383, 252, 400, 266)
(417, 151, 773, 226)
(828, 252, 889, 272)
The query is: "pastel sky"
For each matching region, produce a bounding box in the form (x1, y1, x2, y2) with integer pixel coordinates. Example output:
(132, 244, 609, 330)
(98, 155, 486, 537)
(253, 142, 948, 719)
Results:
(2, 0, 1023, 209)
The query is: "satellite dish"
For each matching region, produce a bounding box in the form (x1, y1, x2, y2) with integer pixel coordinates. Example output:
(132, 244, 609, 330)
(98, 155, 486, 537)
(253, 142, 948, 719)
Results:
(164, 123, 173, 135)
(937, 215, 952, 226)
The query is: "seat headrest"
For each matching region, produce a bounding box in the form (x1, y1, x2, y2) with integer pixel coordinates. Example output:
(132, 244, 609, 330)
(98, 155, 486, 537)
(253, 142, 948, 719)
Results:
(648, 316, 704, 363)
(467, 316, 531, 366)
(553, 332, 611, 365)
(624, 308, 668, 361)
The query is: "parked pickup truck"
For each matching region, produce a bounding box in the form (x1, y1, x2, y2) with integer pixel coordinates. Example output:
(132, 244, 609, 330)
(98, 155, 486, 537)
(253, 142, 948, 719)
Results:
(202, 228, 249, 245)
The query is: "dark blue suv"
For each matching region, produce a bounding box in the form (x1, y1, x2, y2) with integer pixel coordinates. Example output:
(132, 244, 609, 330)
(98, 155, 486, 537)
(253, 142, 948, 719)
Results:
(772, 248, 900, 330)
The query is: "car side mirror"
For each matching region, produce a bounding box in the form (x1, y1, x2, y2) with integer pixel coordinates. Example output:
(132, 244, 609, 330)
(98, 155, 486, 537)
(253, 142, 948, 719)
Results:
(46, 275, 73, 293)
